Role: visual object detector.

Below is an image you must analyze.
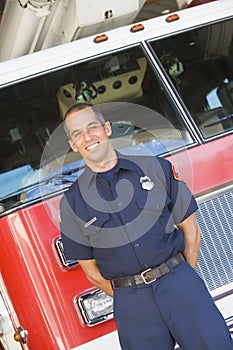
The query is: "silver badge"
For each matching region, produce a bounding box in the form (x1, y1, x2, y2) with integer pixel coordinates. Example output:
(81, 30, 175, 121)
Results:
(140, 176, 154, 191)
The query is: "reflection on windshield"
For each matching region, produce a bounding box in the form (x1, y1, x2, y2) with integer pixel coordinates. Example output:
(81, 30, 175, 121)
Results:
(0, 165, 39, 198)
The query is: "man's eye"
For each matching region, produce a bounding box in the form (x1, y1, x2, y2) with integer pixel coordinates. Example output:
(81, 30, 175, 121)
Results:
(73, 132, 81, 138)
(88, 125, 98, 130)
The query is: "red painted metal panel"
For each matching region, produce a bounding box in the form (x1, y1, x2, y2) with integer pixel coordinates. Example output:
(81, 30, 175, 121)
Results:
(0, 198, 116, 349)
(168, 134, 233, 195)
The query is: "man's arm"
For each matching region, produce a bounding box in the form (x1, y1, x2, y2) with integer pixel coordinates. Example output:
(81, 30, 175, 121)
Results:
(78, 259, 114, 297)
(177, 213, 201, 269)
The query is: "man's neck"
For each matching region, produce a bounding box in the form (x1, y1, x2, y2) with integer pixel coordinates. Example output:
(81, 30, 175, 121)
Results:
(85, 151, 118, 173)
(96, 157, 118, 172)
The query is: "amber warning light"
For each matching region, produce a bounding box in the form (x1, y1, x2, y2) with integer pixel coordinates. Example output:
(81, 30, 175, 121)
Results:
(166, 13, 180, 23)
(93, 34, 108, 43)
(130, 23, 145, 33)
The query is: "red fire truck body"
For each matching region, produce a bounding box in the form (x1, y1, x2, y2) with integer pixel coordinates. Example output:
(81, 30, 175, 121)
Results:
(0, 1, 232, 349)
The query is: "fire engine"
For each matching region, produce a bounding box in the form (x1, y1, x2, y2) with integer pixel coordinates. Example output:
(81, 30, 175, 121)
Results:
(0, 0, 232, 349)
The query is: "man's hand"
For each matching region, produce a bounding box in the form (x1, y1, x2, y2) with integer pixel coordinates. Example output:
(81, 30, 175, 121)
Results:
(177, 213, 201, 269)
(78, 259, 114, 297)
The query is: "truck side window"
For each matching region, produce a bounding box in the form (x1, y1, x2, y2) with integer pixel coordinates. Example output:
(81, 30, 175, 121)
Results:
(150, 18, 233, 138)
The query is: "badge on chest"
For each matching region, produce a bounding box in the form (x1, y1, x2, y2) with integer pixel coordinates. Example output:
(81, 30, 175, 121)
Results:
(140, 176, 154, 191)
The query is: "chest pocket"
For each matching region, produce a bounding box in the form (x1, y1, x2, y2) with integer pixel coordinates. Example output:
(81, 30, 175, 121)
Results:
(135, 187, 171, 234)
(136, 185, 170, 210)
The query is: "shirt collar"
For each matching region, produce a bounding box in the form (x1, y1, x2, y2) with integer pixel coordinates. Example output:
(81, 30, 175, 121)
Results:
(80, 152, 141, 189)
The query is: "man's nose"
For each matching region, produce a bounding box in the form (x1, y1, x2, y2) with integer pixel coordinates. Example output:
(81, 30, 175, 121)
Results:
(83, 130, 92, 141)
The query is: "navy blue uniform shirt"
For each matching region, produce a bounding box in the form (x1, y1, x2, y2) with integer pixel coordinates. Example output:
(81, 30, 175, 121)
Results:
(60, 153, 198, 280)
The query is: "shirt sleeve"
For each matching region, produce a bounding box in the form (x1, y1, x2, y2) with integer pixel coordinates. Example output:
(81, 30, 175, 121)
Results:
(162, 158, 198, 224)
(59, 195, 94, 260)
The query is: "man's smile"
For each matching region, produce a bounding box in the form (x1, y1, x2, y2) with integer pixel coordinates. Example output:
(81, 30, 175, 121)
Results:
(85, 142, 100, 151)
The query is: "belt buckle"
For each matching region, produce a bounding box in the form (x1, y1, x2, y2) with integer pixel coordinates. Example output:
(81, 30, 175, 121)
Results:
(140, 268, 156, 284)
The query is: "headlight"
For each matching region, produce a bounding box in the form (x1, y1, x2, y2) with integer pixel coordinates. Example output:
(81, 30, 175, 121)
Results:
(54, 237, 79, 269)
(76, 289, 113, 326)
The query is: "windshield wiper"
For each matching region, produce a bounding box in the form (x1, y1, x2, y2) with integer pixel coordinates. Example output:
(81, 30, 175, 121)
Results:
(43, 164, 85, 183)
(204, 114, 233, 128)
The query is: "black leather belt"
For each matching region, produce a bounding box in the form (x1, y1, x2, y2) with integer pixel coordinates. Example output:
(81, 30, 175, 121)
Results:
(111, 252, 185, 289)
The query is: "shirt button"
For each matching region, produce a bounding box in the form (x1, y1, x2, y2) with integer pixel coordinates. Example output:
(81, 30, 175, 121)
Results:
(126, 222, 130, 226)
(118, 202, 123, 207)
(134, 243, 140, 248)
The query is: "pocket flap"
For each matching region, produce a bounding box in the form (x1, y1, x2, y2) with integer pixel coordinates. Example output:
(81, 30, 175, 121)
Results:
(136, 191, 169, 210)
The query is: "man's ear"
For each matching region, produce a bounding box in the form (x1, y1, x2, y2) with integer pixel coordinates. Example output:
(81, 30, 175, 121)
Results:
(69, 140, 79, 153)
(104, 121, 112, 137)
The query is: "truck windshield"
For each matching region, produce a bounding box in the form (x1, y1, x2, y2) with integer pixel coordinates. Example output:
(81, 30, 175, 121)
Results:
(150, 17, 233, 138)
(0, 45, 194, 213)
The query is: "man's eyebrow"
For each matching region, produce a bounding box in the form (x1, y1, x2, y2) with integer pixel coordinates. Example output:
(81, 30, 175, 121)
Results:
(88, 121, 100, 126)
(70, 128, 81, 136)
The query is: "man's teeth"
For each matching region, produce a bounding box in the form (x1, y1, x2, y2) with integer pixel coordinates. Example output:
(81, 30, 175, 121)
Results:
(87, 143, 98, 150)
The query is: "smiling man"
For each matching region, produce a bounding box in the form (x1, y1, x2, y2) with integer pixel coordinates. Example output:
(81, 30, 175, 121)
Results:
(65, 103, 117, 172)
(60, 103, 233, 350)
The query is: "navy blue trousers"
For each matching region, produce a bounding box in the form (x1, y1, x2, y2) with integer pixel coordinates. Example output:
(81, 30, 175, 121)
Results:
(113, 262, 233, 350)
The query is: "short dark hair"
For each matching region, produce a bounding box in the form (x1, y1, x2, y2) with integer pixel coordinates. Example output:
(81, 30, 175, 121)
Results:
(63, 103, 105, 138)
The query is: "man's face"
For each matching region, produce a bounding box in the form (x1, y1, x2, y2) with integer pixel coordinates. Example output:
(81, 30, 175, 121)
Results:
(65, 107, 113, 169)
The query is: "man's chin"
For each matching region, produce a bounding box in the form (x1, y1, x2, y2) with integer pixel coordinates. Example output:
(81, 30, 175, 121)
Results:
(84, 152, 104, 166)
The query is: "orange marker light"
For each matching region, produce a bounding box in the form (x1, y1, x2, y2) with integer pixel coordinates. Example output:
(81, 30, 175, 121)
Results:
(130, 23, 145, 33)
(93, 34, 108, 43)
(166, 13, 180, 23)
(14, 327, 27, 344)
